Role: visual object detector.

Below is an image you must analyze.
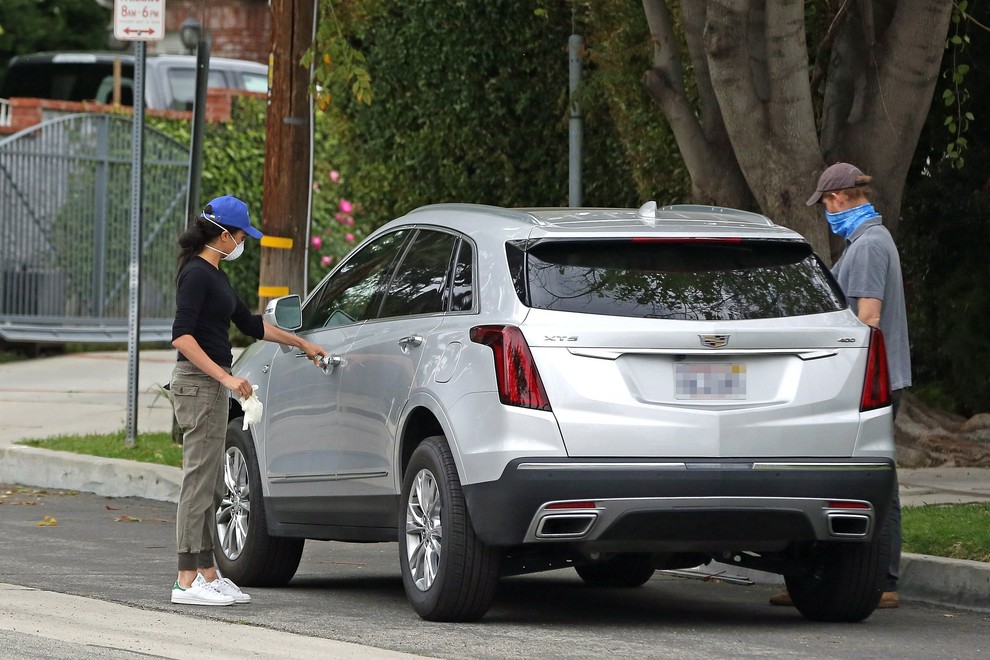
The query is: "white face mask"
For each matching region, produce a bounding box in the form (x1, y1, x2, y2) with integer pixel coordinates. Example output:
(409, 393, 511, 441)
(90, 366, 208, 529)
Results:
(203, 216, 246, 261)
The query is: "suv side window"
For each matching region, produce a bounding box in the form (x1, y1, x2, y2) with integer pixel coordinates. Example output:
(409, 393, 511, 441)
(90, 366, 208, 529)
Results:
(377, 229, 459, 319)
(301, 230, 409, 331)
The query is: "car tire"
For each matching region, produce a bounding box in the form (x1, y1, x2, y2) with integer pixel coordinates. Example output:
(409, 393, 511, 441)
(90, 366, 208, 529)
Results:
(784, 523, 890, 622)
(575, 553, 656, 587)
(213, 418, 304, 587)
(399, 435, 500, 621)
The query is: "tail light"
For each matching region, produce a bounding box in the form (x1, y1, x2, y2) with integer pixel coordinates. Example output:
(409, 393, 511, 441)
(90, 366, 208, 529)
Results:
(469, 325, 552, 411)
(860, 326, 892, 411)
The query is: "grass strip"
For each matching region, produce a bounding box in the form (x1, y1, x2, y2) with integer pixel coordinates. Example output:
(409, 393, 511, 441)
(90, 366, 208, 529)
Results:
(18, 431, 182, 468)
(902, 503, 990, 563)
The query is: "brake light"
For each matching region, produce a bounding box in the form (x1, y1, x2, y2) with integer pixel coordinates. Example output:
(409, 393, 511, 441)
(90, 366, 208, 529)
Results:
(827, 500, 871, 510)
(630, 237, 743, 244)
(469, 325, 552, 411)
(860, 326, 891, 411)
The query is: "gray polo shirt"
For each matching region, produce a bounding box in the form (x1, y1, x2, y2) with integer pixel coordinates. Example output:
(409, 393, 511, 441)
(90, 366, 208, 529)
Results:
(831, 217, 912, 390)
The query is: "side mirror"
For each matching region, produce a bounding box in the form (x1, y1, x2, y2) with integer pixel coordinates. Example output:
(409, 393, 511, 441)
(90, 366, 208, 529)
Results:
(263, 294, 302, 331)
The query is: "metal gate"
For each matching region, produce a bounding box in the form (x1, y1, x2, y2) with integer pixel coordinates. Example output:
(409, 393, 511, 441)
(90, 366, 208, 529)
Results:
(0, 113, 188, 342)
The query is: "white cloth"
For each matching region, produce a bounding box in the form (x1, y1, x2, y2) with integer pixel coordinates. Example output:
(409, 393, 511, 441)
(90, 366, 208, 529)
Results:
(237, 385, 263, 430)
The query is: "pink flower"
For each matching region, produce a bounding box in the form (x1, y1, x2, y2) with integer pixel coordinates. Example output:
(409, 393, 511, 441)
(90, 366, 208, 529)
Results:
(335, 213, 345, 223)
(329, 170, 340, 182)
(321, 255, 334, 267)
(345, 216, 355, 226)
(311, 236, 322, 249)
(339, 199, 353, 214)
(312, 182, 320, 191)
(345, 233, 355, 243)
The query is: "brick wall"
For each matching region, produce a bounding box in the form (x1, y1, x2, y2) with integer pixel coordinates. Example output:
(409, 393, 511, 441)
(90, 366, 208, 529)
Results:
(163, 0, 271, 64)
(0, 90, 264, 136)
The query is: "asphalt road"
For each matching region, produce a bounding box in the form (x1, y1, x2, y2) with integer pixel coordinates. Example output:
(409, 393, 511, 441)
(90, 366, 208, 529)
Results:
(1, 485, 988, 659)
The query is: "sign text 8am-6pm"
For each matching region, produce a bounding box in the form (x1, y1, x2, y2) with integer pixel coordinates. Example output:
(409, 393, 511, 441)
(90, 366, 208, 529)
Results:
(114, 0, 166, 42)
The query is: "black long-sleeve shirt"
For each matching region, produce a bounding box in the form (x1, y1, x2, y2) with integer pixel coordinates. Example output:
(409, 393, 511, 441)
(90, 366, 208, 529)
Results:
(171, 256, 265, 367)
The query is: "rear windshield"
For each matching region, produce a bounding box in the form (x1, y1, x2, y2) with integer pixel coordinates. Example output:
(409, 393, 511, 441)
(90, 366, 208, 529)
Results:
(508, 239, 845, 320)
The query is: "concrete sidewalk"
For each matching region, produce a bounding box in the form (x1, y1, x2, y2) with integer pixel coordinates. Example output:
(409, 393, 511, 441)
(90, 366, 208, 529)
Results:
(0, 350, 988, 612)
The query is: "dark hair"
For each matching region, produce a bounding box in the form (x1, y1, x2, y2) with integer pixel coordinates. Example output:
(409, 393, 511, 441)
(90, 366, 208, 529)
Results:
(176, 204, 236, 277)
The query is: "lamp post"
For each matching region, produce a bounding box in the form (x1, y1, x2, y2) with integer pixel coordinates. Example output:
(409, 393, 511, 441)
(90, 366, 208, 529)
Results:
(183, 16, 211, 226)
(180, 17, 201, 55)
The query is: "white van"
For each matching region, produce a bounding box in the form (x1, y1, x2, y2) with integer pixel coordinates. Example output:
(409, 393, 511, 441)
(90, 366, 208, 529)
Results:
(0, 52, 267, 110)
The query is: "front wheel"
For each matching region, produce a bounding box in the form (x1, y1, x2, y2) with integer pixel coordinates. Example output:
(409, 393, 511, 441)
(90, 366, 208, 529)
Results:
(213, 419, 304, 587)
(785, 524, 890, 622)
(399, 435, 500, 621)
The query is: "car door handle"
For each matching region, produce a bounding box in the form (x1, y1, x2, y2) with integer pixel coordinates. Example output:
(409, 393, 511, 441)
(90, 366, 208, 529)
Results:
(398, 335, 424, 350)
(317, 354, 342, 374)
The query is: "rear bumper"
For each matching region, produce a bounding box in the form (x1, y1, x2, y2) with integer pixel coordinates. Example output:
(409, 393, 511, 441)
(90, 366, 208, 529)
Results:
(461, 458, 896, 550)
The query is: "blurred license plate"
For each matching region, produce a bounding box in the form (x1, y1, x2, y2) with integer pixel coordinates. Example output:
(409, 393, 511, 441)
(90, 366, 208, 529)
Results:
(675, 363, 747, 400)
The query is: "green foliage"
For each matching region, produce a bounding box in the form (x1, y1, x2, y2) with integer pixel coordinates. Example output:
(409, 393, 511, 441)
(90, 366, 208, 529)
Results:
(941, 1, 976, 168)
(306, 0, 374, 108)
(323, 0, 641, 233)
(0, 0, 110, 77)
(583, 0, 689, 203)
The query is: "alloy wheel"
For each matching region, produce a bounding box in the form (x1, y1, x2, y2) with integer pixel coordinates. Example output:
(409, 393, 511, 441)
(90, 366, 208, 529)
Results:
(216, 445, 251, 560)
(405, 468, 443, 591)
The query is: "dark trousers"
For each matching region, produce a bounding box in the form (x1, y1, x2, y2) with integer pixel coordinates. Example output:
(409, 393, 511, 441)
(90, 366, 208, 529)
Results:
(888, 390, 903, 591)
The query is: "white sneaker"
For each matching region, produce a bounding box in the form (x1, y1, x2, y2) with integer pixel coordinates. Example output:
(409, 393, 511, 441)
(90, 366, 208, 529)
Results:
(171, 574, 235, 606)
(211, 571, 251, 604)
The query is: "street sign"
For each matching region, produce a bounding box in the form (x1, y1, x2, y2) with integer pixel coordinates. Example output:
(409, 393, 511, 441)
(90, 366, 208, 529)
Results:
(113, 0, 166, 42)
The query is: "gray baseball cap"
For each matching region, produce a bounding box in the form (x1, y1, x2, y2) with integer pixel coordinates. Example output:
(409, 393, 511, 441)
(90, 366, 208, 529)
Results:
(805, 163, 866, 206)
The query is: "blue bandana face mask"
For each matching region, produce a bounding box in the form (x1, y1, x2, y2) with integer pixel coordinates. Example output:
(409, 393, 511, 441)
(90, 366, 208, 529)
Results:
(825, 202, 878, 239)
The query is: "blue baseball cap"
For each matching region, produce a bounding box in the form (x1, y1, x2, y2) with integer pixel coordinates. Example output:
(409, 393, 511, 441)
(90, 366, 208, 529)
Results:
(202, 195, 263, 239)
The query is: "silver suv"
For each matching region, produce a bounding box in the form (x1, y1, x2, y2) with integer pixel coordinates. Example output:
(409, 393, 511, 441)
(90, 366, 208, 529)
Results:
(217, 203, 895, 623)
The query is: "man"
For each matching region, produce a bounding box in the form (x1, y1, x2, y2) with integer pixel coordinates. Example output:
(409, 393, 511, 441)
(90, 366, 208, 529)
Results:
(770, 163, 912, 610)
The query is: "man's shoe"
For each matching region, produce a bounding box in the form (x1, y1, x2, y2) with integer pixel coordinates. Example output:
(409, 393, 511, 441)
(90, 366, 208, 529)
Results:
(768, 591, 793, 606)
(877, 591, 899, 609)
(211, 571, 251, 604)
(171, 574, 235, 606)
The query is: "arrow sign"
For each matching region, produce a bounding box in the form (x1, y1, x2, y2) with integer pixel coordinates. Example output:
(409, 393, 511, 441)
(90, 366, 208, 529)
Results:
(114, 0, 166, 43)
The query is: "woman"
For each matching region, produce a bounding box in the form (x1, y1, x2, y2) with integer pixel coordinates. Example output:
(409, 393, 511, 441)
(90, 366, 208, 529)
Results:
(169, 195, 326, 606)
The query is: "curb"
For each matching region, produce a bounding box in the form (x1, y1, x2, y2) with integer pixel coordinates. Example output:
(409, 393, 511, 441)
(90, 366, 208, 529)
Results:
(0, 446, 181, 503)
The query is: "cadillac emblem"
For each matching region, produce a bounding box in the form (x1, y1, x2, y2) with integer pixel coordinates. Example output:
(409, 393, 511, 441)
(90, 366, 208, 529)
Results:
(699, 334, 730, 349)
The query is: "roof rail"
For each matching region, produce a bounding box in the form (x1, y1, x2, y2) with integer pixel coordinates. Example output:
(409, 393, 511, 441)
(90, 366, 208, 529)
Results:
(655, 203, 775, 227)
(406, 203, 543, 225)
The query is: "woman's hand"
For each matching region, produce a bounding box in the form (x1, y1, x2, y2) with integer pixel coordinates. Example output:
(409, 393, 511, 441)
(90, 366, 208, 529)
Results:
(300, 340, 329, 367)
(221, 374, 255, 400)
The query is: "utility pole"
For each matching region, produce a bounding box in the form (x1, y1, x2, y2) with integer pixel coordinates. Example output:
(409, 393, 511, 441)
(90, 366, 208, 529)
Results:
(260, 0, 315, 307)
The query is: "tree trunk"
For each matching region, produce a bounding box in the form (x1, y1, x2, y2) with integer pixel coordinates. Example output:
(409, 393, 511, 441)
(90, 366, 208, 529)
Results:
(641, 0, 952, 260)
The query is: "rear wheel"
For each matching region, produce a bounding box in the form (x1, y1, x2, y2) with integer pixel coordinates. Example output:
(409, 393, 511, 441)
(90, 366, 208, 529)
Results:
(575, 553, 655, 587)
(399, 435, 500, 621)
(785, 525, 890, 622)
(213, 419, 304, 586)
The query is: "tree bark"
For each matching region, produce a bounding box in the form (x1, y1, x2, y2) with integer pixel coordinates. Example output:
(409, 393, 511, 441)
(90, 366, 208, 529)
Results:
(641, 0, 953, 262)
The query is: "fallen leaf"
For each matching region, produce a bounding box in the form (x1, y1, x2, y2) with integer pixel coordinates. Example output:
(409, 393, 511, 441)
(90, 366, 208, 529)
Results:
(37, 515, 58, 527)
(105, 504, 119, 511)
(12, 501, 37, 506)
(114, 515, 142, 523)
